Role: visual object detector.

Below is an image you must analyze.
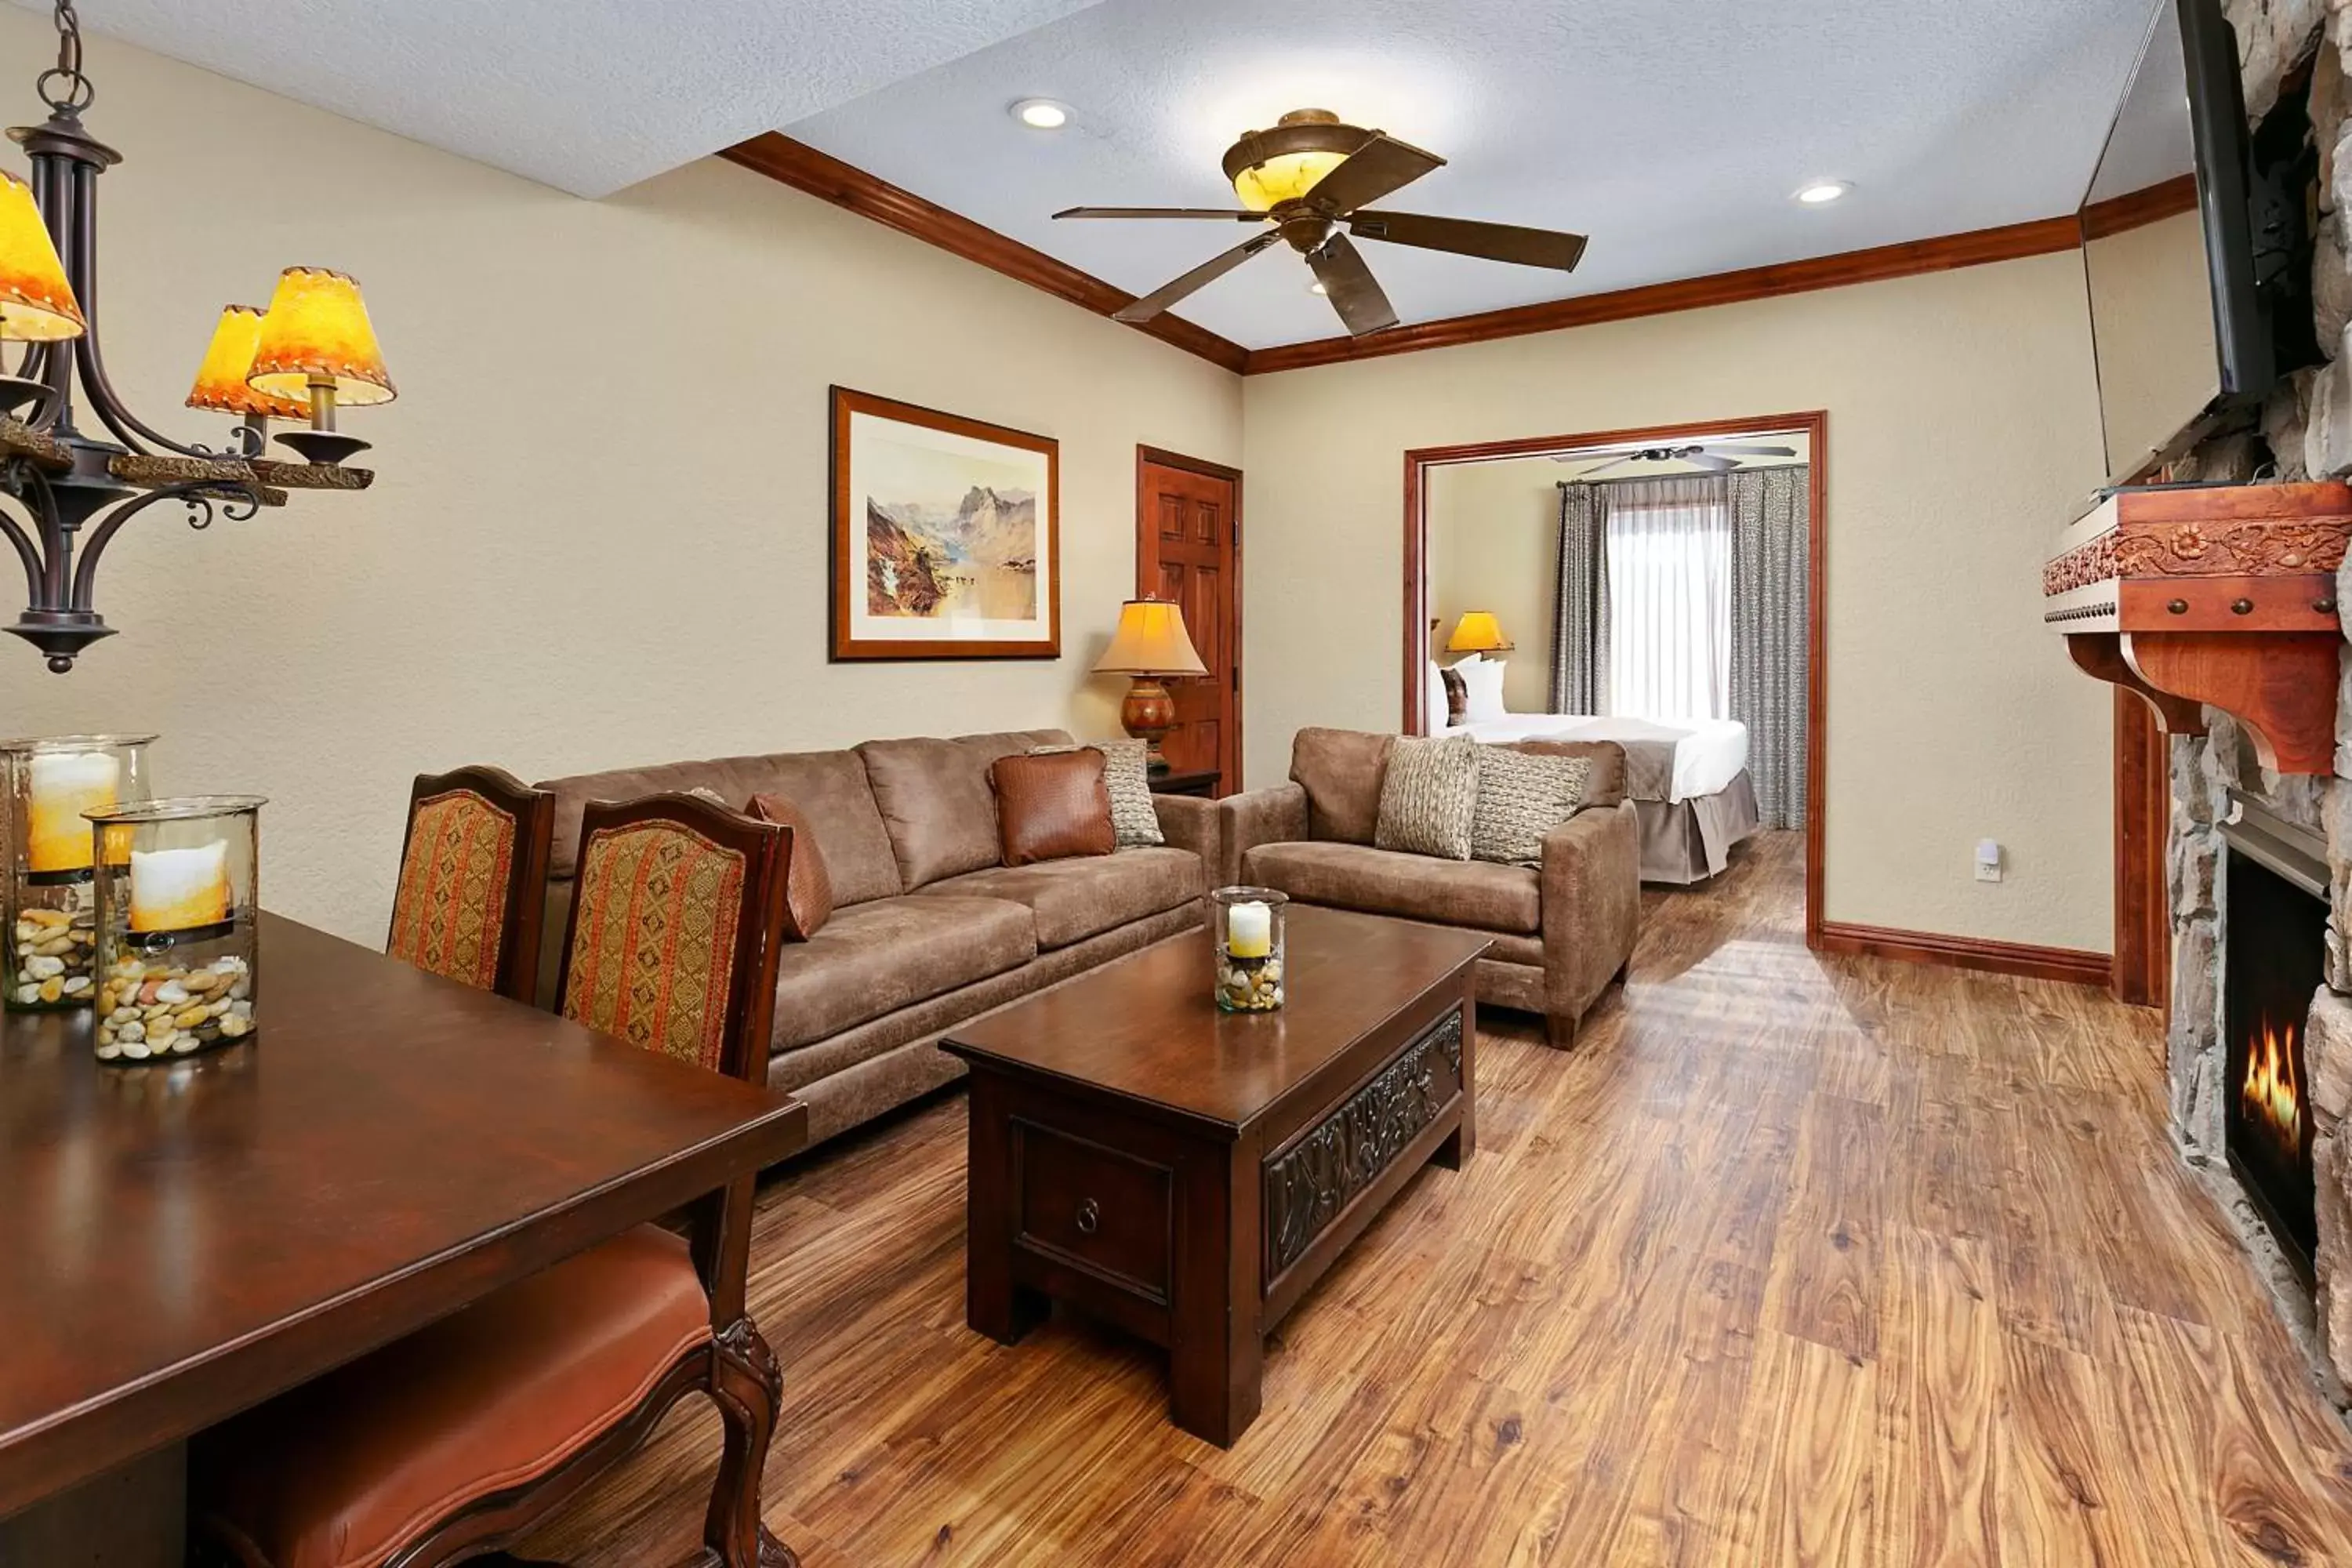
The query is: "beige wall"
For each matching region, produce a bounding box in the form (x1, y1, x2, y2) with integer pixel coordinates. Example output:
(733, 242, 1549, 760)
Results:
(1425, 458, 1559, 713)
(1243, 253, 2115, 951)
(0, 18, 1242, 942)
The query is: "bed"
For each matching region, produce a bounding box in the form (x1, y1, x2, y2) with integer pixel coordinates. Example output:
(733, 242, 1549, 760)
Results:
(1439, 713, 1762, 884)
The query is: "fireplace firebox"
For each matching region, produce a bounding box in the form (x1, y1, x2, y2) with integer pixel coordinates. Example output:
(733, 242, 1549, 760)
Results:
(2222, 794, 2331, 1284)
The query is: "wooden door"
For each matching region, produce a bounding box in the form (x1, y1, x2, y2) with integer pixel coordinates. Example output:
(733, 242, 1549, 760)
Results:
(1136, 448, 1241, 790)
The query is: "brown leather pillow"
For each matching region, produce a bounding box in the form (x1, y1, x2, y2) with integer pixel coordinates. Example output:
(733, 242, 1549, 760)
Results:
(747, 793, 836, 940)
(989, 750, 1115, 866)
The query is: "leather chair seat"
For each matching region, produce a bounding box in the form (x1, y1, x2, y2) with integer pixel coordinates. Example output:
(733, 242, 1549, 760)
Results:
(1242, 840, 1541, 935)
(193, 1225, 710, 1568)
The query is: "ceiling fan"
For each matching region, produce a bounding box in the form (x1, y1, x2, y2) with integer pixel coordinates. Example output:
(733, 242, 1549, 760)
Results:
(1054, 109, 1588, 337)
(1561, 442, 1799, 477)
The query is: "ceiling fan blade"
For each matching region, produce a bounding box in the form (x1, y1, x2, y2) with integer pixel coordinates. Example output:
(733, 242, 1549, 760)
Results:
(1305, 231, 1399, 336)
(1704, 444, 1799, 457)
(1575, 456, 1640, 477)
(1054, 206, 1266, 221)
(1302, 134, 1444, 215)
(1112, 231, 1283, 323)
(1347, 210, 1587, 272)
(1685, 453, 1740, 472)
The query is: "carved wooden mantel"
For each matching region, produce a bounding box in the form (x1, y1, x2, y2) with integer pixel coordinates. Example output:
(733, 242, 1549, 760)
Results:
(2044, 481, 2348, 775)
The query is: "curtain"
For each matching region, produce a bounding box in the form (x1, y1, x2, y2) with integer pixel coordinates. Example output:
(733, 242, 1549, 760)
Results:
(1728, 466, 1810, 830)
(1603, 475, 1732, 720)
(1548, 482, 1606, 714)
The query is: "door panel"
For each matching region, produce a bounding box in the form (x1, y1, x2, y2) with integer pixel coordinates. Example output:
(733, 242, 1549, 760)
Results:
(1137, 453, 1240, 791)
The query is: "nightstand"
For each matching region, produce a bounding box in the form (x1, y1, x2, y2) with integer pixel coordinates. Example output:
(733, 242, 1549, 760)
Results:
(1149, 768, 1221, 798)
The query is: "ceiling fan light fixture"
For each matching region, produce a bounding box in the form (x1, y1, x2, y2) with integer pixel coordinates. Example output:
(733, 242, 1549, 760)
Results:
(1224, 108, 1365, 212)
(1308, 279, 1328, 296)
(1794, 180, 1851, 205)
(1011, 98, 1071, 130)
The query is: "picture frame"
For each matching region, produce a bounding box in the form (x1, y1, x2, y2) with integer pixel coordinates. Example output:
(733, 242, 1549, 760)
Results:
(829, 386, 1061, 661)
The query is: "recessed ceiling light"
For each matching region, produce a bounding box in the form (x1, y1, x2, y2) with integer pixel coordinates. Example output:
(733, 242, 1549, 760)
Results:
(1012, 99, 1070, 130)
(1308, 280, 1329, 296)
(1795, 180, 1851, 205)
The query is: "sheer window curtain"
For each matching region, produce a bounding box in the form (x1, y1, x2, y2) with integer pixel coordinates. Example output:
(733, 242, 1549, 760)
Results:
(1602, 475, 1733, 720)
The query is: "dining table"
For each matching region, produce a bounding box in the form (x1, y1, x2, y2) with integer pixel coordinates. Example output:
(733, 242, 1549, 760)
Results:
(0, 912, 808, 1563)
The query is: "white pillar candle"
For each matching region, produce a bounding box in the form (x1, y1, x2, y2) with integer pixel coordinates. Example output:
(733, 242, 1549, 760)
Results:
(129, 841, 230, 933)
(27, 752, 119, 873)
(1226, 900, 1272, 960)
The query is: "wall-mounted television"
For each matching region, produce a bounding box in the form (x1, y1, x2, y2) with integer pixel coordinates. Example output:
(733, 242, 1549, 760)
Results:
(2081, 0, 2321, 485)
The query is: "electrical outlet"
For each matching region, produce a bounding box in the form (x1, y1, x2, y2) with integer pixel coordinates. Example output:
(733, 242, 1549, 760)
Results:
(1975, 839, 2003, 883)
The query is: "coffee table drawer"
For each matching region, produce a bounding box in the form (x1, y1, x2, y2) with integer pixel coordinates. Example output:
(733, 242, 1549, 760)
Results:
(1014, 1120, 1172, 1299)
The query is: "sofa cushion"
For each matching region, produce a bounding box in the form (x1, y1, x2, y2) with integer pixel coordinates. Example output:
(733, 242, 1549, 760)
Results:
(1290, 727, 1395, 845)
(857, 738, 1007, 889)
(1242, 840, 1539, 935)
(920, 847, 1203, 951)
(771, 895, 1036, 1052)
(537, 748, 902, 906)
(991, 750, 1115, 866)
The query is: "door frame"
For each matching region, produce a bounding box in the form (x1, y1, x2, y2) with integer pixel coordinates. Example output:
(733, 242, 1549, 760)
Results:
(1401, 410, 1828, 946)
(1136, 445, 1244, 791)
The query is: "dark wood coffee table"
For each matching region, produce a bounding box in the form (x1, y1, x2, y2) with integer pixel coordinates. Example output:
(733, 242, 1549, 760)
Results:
(942, 906, 1487, 1446)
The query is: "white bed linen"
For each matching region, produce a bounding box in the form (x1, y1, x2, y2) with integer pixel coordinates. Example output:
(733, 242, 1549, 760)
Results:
(1442, 713, 1749, 803)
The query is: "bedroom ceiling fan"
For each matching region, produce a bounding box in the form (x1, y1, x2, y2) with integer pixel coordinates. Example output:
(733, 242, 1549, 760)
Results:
(1054, 109, 1588, 337)
(1562, 442, 1798, 477)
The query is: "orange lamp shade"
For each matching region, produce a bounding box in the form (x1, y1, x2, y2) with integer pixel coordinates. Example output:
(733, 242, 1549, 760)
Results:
(247, 267, 395, 406)
(1093, 598, 1207, 677)
(186, 306, 307, 419)
(0, 170, 83, 342)
(1446, 611, 1512, 653)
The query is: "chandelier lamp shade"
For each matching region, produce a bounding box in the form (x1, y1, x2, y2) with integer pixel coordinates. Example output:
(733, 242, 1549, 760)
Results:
(0, 1, 395, 673)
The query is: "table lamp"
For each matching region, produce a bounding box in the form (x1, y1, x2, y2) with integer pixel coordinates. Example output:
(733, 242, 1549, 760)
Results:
(1446, 611, 1514, 654)
(1093, 597, 1207, 772)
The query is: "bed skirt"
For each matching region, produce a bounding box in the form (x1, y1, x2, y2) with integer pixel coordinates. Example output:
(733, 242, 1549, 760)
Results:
(1635, 770, 1762, 885)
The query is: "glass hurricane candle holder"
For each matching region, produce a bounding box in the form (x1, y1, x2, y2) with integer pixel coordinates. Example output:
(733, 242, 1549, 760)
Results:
(1211, 886, 1287, 1013)
(87, 795, 264, 1064)
(2, 734, 155, 1013)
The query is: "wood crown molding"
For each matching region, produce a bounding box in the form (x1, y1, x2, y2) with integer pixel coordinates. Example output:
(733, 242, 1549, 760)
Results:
(1244, 213, 2082, 374)
(1815, 921, 2112, 988)
(720, 133, 1250, 373)
(723, 132, 2087, 379)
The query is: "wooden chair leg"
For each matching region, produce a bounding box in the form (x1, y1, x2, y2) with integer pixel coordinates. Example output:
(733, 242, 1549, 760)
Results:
(702, 1319, 796, 1568)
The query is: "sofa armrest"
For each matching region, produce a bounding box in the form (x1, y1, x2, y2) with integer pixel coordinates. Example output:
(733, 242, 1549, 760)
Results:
(1540, 799, 1640, 1033)
(1150, 793, 1222, 883)
(1215, 782, 1308, 887)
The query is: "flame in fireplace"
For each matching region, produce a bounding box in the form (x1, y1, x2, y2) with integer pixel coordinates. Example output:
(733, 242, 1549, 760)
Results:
(2240, 1016, 2303, 1155)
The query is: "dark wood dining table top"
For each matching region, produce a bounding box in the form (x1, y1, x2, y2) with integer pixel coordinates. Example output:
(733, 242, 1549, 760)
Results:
(942, 905, 1490, 1135)
(0, 912, 808, 1520)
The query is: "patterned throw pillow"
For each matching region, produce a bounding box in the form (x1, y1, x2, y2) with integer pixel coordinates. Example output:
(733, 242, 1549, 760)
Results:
(1374, 734, 1481, 861)
(1031, 740, 1163, 848)
(1440, 666, 1469, 727)
(1471, 747, 1592, 866)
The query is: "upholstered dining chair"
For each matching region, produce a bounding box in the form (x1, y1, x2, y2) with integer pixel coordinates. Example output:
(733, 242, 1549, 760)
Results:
(194, 793, 797, 1568)
(384, 764, 555, 1003)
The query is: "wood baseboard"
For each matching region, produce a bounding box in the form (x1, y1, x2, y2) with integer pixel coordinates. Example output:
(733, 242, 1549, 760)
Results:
(1813, 920, 2111, 988)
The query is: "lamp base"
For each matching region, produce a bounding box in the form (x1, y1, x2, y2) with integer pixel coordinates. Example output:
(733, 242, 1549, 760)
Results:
(275, 429, 371, 466)
(6, 608, 114, 673)
(1119, 677, 1178, 772)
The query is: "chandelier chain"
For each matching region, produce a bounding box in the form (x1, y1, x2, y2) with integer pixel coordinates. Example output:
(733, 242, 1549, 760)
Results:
(37, 0, 93, 115)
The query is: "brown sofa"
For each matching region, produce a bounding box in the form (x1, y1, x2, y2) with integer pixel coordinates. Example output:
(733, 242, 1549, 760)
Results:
(535, 730, 1218, 1148)
(1218, 728, 1640, 1046)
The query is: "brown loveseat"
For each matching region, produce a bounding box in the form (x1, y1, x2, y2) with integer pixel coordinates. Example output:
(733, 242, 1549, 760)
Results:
(1218, 728, 1640, 1046)
(535, 730, 1217, 1147)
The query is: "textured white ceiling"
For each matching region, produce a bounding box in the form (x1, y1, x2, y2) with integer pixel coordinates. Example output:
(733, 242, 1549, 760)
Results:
(786, 0, 2160, 349)
(13, 0, 1104, 198)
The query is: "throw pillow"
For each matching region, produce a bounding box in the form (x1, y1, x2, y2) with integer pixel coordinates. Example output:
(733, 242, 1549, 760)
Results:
(990, 750, 1116, 866)
(1373, 734, 1480, 861)
(1471, 747, 1592, 866)
(1457, 656, 1508, 724)
(1440, 665, 1469, 727)
(748, 793, 837, 940)
(1029, 740, 1163, 847)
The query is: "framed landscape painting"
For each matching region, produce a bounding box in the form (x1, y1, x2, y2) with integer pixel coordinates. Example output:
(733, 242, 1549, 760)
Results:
(829, 387, 1061, 661)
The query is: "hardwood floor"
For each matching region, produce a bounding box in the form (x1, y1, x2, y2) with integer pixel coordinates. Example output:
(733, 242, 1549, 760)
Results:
(522, 831, 2352, 1566)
